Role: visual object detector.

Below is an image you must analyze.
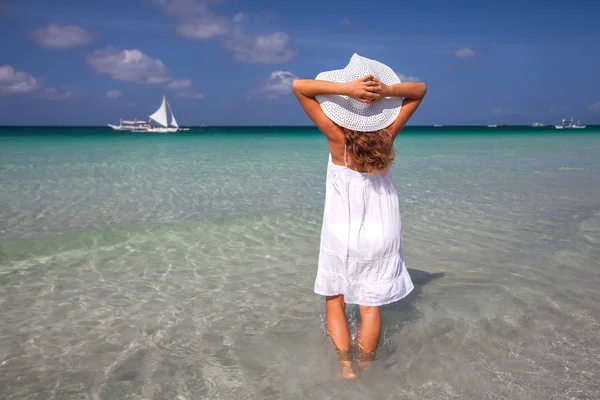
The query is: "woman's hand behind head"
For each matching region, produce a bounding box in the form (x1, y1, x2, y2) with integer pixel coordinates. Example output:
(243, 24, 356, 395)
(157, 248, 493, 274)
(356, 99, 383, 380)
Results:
(346, 75, 382, 104)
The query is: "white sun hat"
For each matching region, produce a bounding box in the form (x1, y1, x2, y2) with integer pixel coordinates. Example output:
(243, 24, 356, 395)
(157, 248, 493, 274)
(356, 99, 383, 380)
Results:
(315, 53, 402, 132)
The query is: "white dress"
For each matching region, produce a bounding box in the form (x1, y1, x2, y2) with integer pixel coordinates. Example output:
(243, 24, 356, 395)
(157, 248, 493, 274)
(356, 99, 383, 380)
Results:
(314, 150, 414, 306)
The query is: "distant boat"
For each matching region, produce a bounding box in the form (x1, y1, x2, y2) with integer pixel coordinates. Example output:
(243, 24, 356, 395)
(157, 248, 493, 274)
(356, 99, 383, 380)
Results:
(554, 117, 586, 130)
(147, 94, 179, 133)
(433, 124, 443, 127)
(108, 94, 180, 133)
(531, 122, 545, 127)
(487, 124, 497, 128)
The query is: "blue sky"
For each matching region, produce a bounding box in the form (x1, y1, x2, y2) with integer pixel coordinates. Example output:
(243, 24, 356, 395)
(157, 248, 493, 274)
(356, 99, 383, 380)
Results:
(0, 0, 599, 126)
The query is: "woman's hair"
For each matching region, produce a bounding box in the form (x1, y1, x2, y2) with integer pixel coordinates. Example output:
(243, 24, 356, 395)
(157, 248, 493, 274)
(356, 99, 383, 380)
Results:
(339, 125, 395, 174)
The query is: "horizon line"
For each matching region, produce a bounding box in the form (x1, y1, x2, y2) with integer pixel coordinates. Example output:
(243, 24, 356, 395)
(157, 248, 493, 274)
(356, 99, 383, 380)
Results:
(2, 124, 598, 128)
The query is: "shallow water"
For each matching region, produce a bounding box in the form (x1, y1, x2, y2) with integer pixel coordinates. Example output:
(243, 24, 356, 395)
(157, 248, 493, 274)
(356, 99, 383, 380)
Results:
(1, 127, 600, 399)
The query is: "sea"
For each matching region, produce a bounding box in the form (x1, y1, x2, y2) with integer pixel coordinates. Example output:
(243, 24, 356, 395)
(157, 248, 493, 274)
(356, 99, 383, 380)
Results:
(1, 125, 599, 399)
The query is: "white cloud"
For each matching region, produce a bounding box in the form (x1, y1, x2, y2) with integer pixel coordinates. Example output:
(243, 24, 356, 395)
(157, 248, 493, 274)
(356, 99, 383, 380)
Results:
(176, 19, 227, 39)
(227, 22, 295, 64)
(154, 2, 294, 64)
(32, 24, 92, 49)
(232, 11, 245, 23)
(261, 71, 298, 98)
(167, 79, 204, 99)
(225, 12, 295, 64)
(453, 47, 478, 58)
(43, 87, 74, 101)
(106, 90, 123, 99)
(589, 102, 600, 111)
(396, 72, 421, 82)
(86, 48, 196, 93)
(85, 47, 172, 84)
(0, 65, 76, 100)
(0, 65, 41, 94)
(166, 79, 192, 89)
(249, 70, 297, 99)
(153, 0, 228, 40)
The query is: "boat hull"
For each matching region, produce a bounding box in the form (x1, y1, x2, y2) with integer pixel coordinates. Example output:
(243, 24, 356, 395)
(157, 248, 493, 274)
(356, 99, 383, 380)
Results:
(107, 124, 130, 131)
(555, 125, 586, 129)
(145, 127, 179, 133)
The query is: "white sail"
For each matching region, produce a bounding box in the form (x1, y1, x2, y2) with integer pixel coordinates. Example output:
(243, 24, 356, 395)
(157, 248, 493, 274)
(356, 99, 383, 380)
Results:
(149, 95, 168, 127)
(167, 102, 179, 128)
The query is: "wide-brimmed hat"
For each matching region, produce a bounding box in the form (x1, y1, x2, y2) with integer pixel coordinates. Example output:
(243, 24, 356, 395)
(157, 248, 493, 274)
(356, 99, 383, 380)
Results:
(315, 53, 402, 132)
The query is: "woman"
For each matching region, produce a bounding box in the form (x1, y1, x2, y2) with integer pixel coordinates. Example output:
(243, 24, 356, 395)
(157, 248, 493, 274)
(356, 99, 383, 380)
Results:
(292, 54, 427, 380)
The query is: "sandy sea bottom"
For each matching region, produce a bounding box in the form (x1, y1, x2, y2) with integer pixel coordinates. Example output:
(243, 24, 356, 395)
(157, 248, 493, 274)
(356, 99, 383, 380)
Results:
(1, 129, 600, 399)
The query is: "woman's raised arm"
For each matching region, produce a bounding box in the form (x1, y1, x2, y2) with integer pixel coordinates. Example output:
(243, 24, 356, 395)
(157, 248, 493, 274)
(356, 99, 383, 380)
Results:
(292, 76, 382, 140)
(378, 81, 427, 137)
(292, 76, 381, 102)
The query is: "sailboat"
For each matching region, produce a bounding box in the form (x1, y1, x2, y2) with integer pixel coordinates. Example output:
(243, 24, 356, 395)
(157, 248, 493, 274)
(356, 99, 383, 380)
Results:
(147, 94, 179, 133)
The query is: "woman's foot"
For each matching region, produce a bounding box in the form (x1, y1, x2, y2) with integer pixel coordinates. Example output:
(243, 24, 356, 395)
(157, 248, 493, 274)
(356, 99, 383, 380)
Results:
(357, 358, 374, 373)
(357, 351, 376, 373)
(340, 360, 358, 380)
(356, 329, 377, 373)
(336, 350, 358, 380)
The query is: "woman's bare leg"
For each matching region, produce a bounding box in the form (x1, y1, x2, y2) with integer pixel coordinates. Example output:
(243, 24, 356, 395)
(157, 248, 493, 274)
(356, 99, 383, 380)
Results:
(325, 295, 357, 380)
(357, 305, 381, 371)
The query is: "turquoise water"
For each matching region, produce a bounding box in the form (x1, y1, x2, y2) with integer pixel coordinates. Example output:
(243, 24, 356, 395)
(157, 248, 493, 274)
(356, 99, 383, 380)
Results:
(1, 126, 600, 399)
